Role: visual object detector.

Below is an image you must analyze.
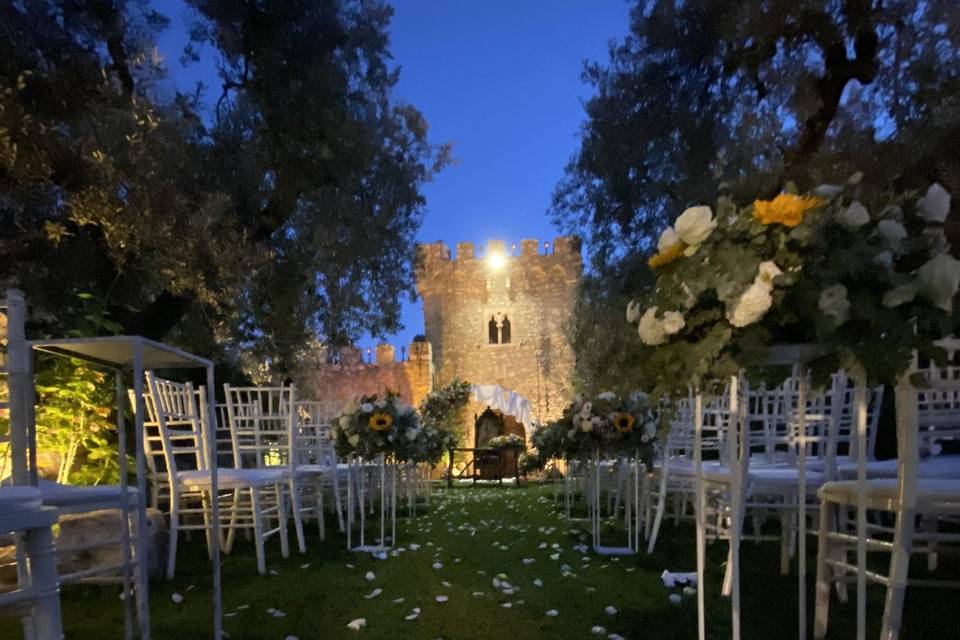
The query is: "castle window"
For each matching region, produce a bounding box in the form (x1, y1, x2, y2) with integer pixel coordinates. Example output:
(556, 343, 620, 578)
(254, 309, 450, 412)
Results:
(488, 316, 499, 344)
(487, 312, 512, 345)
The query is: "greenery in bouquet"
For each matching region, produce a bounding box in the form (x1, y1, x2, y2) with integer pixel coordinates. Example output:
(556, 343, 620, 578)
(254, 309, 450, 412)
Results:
(517, 450, 546, 476)
(630, 178, 958, 395)
(418, 378, 473, 448)
(394, 425, 453, 466)
(547, 392, 659, 462)
(530, 421, 566, 462)
(487, 433, 525, 453)
(331, 392, 419, 460)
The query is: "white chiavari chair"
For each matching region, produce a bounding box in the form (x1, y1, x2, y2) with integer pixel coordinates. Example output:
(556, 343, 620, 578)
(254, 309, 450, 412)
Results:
(145, 373, 288, 576)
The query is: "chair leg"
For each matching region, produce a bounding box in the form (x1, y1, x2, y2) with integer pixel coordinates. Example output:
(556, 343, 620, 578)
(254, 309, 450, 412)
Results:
(23, 525, 64, 640)
(276, 484, 290, 559)
(201, 493, 214, 560)
(647, 472, 668, 554)
(317, 482, 326, 541)
(332, 470, 345, 532)
(224, 488, 242, 554)
(814, 500, 833, 639)
(780, 512, 791, 575)
(288, 480, 306, 554)
(250, 487, 266, 575)
(167, 494, 180, 580)
(880, 502, 916, 640)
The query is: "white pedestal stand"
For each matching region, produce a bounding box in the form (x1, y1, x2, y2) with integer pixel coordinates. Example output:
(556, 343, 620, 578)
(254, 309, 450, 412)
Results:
(346, 454, 397, 552)
(589, 453, 641, 556)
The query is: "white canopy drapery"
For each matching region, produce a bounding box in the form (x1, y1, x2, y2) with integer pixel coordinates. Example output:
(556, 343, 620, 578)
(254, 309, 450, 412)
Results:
(469, 384, 537, 436)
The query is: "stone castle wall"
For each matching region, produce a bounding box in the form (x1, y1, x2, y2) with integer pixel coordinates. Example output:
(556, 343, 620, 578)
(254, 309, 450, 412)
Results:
(299, 341, 434, 413)
(416, 236, 582, 427)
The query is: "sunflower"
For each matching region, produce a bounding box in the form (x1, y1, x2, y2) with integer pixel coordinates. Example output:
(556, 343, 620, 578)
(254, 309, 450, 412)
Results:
(752, 193, 825, 228)
(612, 412, 635, 433)
(647, 241, 687, 268)
(368, 412, 393, 431)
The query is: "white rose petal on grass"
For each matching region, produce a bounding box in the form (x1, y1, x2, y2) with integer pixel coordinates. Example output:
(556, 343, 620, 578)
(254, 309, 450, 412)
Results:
(669, 594, 683, 604)
(837, 201, 870, 228)
(347, 618, 367, 631)
(501, 602, 512, 609)
(392, 597, 405, 604)
(365, 571, 376, 581)
(918, 183, 951, 223)
(364, 588, 382, 599)
(545, 609, 559, 617)
(917, 253, 960, 312)
(171, 593, 184, 604)
(591, 626, 607, 635)
(522, 557, 535, 565)
(432, 562, 443, 569)
(819, 284, 851, 325)
(674, 206, 717, 251)
(435, 595, 448, 603)
(683, 586, 697, 596)
(405, 612, 419, 621)
(604, 606, 618, 615)
(533, 578, 543, 587)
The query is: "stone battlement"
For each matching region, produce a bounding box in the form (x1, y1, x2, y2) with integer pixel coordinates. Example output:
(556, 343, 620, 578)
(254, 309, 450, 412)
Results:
(312, 340, 432, 367)
(418, 236, 581, 264)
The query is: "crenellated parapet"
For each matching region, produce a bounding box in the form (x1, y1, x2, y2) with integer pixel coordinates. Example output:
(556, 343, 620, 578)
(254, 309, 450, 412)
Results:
(416, 236, 582, 296)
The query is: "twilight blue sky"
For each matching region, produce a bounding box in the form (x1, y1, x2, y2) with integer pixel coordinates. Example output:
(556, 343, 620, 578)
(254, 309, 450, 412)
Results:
(155, 0, 631, 354)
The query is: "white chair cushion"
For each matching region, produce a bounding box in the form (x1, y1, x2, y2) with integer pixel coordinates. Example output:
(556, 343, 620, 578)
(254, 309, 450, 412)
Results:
(178, 468, 284, 489)
(38, 480, 138, 508)
(818, 477, 960, 511)
(0, 486, 42, 515)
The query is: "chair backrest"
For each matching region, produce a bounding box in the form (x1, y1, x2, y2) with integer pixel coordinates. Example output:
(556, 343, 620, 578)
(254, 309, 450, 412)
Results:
(294, 400, 338, 467)
(223, 385, 297, 470)
(144, 372, 207, 480)
(913, 338, 960, 451)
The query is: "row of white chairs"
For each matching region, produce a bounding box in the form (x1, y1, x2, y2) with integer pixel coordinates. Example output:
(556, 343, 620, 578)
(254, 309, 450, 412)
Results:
(643, 354, 960, 640)
(139, 374, 349, 577)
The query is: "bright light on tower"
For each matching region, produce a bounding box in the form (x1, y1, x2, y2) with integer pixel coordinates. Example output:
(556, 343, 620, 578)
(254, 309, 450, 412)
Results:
(487, 251, 507, 271)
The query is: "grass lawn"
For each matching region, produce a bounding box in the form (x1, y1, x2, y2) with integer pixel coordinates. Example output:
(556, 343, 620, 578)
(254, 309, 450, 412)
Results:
(2, 484, 957, 639)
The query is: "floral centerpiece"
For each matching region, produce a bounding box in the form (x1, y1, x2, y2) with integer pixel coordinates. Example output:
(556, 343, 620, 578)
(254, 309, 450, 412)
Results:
(331, 392, 420, 460)
(487, 433, 525, 453)
(541, 391, 659, 463)
(394, 424, 455, 466)
(630, 178, 958, 394)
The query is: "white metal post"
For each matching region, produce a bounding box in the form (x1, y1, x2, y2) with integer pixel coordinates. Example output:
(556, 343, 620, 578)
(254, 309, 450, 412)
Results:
(115, 372, 133, 640)
(728, 375, 742, 640)
(131, 343, 151, 639)
(796, 365, 808, 640)
(6, 289, 29, 485)
(205, 366, 222, 640)
(853, 372, 868, 640)
(693, 391, 706, 640)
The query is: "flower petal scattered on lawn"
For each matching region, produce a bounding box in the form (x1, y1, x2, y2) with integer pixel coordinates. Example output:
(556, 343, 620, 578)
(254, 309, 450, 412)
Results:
(432, 562, 443, 569)
(171, 593, 183, 604)
(365, 571, 376, 581)
(392, 597, 405, 604)
(346, 618, 367, 631)
(605, 606, 617, 615)
(545, 609, 559, 617)
(300, 563, 310, 570)
(669, 594, 683, 604)
(435, 595, 448, 603)
(364, 588, 382, 599)
(533, 578, 543, 587)
(522, 558, 535, 565)
(591, 626, 606, 635)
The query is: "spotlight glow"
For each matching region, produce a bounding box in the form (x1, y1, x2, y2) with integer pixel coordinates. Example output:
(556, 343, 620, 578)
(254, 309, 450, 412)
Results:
(487, 251, 507, 270)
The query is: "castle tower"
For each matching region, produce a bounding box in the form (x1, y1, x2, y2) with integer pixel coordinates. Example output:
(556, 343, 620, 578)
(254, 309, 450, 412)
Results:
(416, 237, 582, 425)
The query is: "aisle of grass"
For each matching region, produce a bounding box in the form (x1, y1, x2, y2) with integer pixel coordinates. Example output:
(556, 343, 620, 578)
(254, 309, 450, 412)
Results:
(1, 484, 957, 639)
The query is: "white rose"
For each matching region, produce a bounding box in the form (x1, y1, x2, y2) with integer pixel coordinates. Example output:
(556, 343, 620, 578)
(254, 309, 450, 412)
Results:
(661, 310, 685, 335)
(360, 402, 374, 413)
(873, 251, 894, 269)
(726, 281, 774, 328)
(917, 253, 960, 312)
(876, 219, 908, 248)
(581, 401, 592, 416)
(597, 391, 616, 401)
(917, 183, 951, 223)
(756, 261, 782, 286)
(339, 414, 351, 428)
(405, 427, 420, 442)
(626, 300, 641, 323)
(674, 206, 716, 251)
(837, 201, 870, 228)
(818, 284, 851, 325)
(883, 284, 916, 308)
(348, 434, 360, 446)
(638, 307, 668, 346)
(658, 226, 681, 252)
(580, 419, 593, 433)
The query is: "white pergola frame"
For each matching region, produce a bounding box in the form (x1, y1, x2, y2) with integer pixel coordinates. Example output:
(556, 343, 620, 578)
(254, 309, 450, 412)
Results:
(27, 336, 222, 640)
